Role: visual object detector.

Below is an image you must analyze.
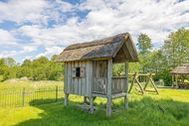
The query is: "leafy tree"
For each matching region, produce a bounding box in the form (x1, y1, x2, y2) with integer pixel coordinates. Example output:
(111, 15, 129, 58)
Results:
(22, 59, 32, 67)
(137, 33, 152, 73)
(2, 57, 16, 67)
(162, 28, 189, 68)
(137, 33, 152, 53)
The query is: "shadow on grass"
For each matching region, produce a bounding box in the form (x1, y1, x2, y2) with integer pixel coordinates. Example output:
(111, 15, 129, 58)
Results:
(15, 97, 189, 126)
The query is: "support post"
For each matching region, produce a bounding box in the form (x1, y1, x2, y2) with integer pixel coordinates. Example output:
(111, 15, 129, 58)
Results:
(64, 93, 69, 106)
(89, 97, 94, 113)
(106, 59, 112, 117)
(84, 96, 87, 104)
(124, 61, 129, 109)
(172, 75, 174, 88)
(175, 75, 178, 88)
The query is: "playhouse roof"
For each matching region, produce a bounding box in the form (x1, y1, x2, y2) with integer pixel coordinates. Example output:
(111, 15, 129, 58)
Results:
(57, 33, 138, 62)
(171, 64, 189, 75)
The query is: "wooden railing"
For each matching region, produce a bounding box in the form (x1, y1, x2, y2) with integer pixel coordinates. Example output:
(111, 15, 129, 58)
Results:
(92, 76, 127, 95)
(112, 76, 126, 94)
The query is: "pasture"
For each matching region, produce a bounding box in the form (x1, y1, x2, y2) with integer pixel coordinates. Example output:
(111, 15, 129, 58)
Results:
(0, 80, 189, 126)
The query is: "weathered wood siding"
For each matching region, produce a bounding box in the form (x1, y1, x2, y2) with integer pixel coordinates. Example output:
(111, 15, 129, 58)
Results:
(112, 77, 126, 94)
(64, 61, 92, 96)
(92, 60, 108, 94)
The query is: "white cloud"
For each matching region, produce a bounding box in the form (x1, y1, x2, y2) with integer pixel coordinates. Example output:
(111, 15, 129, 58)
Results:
(0, 0, 48, 24)
(0, 29, 17, 45)
(0, 50, 17, 58)
(0, 0, 189, 62)
(36, 46, 62, 59)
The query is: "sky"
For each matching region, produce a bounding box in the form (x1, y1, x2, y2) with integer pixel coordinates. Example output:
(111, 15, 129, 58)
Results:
(0, 0, 189, 63)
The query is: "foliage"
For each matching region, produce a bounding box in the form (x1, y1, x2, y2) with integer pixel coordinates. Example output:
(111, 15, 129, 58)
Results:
(162, 28, 189, 68)
(113, 63, 124, 76)
(154, 69, 172, 86)
(2, 57, 17, 67)
(137, 33, 153, 73)
(0, 56, 64, 81)
(137, 33, 152, 54)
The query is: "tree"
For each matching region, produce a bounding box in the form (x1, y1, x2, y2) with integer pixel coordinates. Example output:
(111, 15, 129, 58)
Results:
(2, 57, 16, 67)
(162, 28, 189, 68)
(137, 33, 152, 73)
(51, 55, 58, 61)
(22, 59, 32, 67)
(137, 33, 152, 53)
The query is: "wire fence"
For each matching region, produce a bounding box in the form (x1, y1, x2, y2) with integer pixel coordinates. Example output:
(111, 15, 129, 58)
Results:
(0, 86, 64, 107)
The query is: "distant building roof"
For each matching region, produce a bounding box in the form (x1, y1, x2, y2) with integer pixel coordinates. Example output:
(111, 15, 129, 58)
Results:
(57, 33, 138, 62)
(171, 64, 189, 75)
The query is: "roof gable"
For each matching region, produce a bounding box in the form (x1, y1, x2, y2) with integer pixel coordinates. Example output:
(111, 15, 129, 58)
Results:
(57, 33, 138, 62)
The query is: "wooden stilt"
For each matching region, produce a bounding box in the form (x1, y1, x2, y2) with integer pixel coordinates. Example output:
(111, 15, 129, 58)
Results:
(124, 61, 129, 109)
(106, 59, 112, 117)
(64, 93, 69, 106)
(124, 94, 128, 109)
(106, 96, 112, 117)
(84, 96, 88, 104)
(89, 97, 94, 113)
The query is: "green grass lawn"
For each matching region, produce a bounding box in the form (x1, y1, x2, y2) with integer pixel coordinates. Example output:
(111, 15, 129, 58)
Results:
(0, 81, 189, 126)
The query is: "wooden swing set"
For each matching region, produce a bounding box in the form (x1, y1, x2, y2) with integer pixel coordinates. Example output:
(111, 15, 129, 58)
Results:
(128, 72, 159, 95)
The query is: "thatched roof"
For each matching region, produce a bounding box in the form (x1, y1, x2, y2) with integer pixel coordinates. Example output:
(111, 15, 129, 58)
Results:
(57, 33, 138, 62)
(171, 64, 189, 75)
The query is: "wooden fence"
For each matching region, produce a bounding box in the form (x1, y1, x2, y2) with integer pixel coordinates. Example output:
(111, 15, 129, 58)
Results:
(0, 86, 64, 107)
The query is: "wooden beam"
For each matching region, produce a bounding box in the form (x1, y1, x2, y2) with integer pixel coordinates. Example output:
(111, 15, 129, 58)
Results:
(106, 59, 112, 117)
(128, 72, 144, 94)
(64, 93, 69, 106)
(124, 61, 129, 109)
(64, 62, 68, 93)
(89, 96, 94, 113)
(172, 75, 174, 88)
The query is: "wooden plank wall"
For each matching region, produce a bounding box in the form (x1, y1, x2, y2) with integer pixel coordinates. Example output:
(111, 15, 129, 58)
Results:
(64, 61, 92, 96)
(92, 60, 108, 94)
(112, 77, 126, 94)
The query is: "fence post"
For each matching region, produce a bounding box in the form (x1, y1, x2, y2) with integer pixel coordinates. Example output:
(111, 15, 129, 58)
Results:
(22, 88, 25, 107)
(56, 86, 58, 102)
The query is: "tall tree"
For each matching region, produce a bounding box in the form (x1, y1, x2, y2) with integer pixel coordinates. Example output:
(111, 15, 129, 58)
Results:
(137, 33, 152, 53)
(137, 33, 152, 72)
(162, 28, 189, 68)
(22, 59, 32, 67)
(2, 57, 16, 67)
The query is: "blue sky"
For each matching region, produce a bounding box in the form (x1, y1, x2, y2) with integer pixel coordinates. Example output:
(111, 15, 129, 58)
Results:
(0, 0, 189, 63)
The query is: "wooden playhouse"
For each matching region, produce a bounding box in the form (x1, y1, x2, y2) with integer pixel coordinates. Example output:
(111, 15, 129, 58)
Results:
(57, 33, 138, 116)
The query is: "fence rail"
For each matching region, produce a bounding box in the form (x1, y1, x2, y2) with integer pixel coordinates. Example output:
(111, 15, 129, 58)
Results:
(0, 86, 64, 107)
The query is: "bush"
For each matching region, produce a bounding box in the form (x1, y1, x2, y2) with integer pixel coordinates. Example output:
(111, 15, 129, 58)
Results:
(154, 70, 172, 86)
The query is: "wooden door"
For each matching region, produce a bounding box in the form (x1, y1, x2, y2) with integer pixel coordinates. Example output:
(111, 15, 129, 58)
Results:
(93, 61, 108, 94)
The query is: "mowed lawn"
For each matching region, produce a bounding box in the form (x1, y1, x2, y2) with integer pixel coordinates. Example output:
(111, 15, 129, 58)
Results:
(0, 81, 189, 126)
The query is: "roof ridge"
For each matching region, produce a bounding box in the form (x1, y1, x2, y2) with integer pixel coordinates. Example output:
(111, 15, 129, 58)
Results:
(64, 33, 129, 51)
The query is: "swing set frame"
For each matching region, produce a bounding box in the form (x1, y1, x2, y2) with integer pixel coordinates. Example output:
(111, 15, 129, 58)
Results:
(128, 72, 159, 95)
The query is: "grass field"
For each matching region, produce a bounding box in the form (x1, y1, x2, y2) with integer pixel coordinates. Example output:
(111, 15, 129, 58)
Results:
(0, 80, 64, 107)
(0, 80, 189, 126)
